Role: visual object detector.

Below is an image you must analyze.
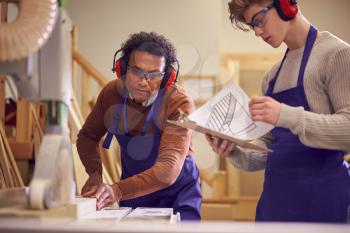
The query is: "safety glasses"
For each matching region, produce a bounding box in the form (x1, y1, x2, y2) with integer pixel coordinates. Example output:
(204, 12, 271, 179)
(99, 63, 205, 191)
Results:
(246, 3, 274, 29)
(127, 65, 165, 80)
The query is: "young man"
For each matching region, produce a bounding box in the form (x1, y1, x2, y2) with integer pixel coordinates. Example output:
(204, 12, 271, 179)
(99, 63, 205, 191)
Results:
(77, 32, 201, 220)
(206, 0, 350, 223)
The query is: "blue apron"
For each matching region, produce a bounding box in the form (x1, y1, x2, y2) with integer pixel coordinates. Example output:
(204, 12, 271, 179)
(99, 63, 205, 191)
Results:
(103, 89, 202, 220)
(256, 25, 350, 223)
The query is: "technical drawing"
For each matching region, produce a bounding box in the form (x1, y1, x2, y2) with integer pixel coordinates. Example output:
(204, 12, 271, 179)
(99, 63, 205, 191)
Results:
(206, 93, 256, 137)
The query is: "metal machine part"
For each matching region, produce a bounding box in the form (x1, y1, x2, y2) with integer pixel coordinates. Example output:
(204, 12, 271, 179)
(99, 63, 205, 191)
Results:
(0, 7, 72, 106)
(0, 0, 74, 210)
(0, 0, 58, 62)
(29, 134, 75, 209)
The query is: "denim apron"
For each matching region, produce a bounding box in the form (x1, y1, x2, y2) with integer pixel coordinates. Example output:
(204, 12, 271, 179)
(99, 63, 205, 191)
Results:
(103, 89, 202, 220)
(256, 26, 350, 223)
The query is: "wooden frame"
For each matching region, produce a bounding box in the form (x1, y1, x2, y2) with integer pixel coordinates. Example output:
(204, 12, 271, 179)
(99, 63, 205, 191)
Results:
(0, 76, 5, 128)
(221, 52, 282, 71)
(178, 75, 217, 106)
(220, 52, 282, 98)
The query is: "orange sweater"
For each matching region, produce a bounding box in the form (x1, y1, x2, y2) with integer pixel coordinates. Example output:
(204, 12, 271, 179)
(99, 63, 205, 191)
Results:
(77, 79, 195, 200)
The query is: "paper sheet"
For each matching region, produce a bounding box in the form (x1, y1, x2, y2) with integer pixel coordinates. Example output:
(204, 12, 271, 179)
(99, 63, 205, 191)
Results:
(80, 207, 132, 221)
(126, 207, 173, 217)
(189, 81, 273, 140)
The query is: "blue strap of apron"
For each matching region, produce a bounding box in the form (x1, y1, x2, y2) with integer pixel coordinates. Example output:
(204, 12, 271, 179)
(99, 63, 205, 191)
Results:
(122, 93, 128, 134)
(266, 25, 318, 95)
(122, 93, 151, 135)
(102, 90, 128, 149)
(150, 89, 166, 131)
(266, 49, 289, 95)
(140, 89, 165, 135)
(297, 25, 317, 86)
(122, 89, 165, 136)
(102, 132, 114, 149)
(141, 103, 156, 135)
(104, 88, 166, 148)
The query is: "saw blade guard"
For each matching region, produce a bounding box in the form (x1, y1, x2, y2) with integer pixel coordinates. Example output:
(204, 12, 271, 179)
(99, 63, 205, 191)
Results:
(29, 133, 75, 209)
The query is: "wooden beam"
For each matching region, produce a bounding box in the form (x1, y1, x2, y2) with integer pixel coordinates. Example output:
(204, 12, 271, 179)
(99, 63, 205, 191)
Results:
(0, 76, 5, 128)
(221, 53, 282, 71)
(0, 124, 24, 187)
(8, 141, 33, 159)
(73, 51, 108, 88)
(0, 0, 8, 23)
(30, 105, 44, 139)
(71, 26, 78, 93)
(203, 196, 258, 204)
(81, 70, 89, 118)
(16, 97, 32, 143)
(0, 134, 13, 188)
(72, 94, 84, 124)
(0, 165, 7, 189)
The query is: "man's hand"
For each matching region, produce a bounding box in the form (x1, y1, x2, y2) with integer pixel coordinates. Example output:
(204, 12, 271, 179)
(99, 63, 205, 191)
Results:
(205, 134, 235, 158)
(249, 96, 281, 125)
(81, 173, 102, 197)
(95, 183, 122, 210)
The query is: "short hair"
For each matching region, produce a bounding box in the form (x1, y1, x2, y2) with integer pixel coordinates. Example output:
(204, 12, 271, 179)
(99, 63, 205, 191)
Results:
(228, 0, 268, 31)
(120, 31, 177, 68)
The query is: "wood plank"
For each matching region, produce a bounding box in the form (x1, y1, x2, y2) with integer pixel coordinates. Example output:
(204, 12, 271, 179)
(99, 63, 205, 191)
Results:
(0, 165, 7, 189)
(9, 167, 19, 187)
(221, 53, 282, 71)
(72, 93, 84, 124)
(201, 203, 234, 221)
(0, 76, 5, 128)
(0, 197, 96, 218)
(227, 162, 241, 196)
(35, 104, 46, 132)
(30, 105, 44, 139)
(15, 160, 29, 185)
(72, 144, 88, 195)
(73, 51, 108, 88)
(203, 196, 258, 204)
(30, 104, 43, 160)
(0, 0, 8, 23)
(71, 26, 78, 93)
(200, 170, 227, 198)
(81, 70, 90, 118)
(0, 132, 13, 187)
(0, 124, 23, 187)
(32, 126, 41, 160)
(4, 126, 15, 138)
(16, 97, 32, 143)
(8, 141, 33, 159)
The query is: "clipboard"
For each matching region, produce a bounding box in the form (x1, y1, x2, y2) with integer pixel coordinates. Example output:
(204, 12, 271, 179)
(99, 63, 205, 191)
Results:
(167, 109, 271, 153)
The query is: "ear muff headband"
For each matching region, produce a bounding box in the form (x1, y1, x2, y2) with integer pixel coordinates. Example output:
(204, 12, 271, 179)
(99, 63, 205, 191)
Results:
(274, 0, 298, 21)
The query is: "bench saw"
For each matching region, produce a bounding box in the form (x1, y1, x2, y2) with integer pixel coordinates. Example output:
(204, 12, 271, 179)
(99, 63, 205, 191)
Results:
(0, 0, 75, 210)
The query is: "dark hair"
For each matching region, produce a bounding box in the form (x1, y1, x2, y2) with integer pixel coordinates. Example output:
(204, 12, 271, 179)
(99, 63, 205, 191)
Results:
(120, 31, 177, 68)
(228, 0, 267, 31)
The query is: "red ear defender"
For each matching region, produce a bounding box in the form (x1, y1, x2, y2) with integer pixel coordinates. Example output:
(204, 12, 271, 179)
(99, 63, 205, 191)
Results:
(113, 56, 127, 80)
(274, 0, 298, 21)
(114, 59, 122, 79)
(165, 69, 177, 88)
(161, 66, 178, 89)
(112, 49, 127, 80)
